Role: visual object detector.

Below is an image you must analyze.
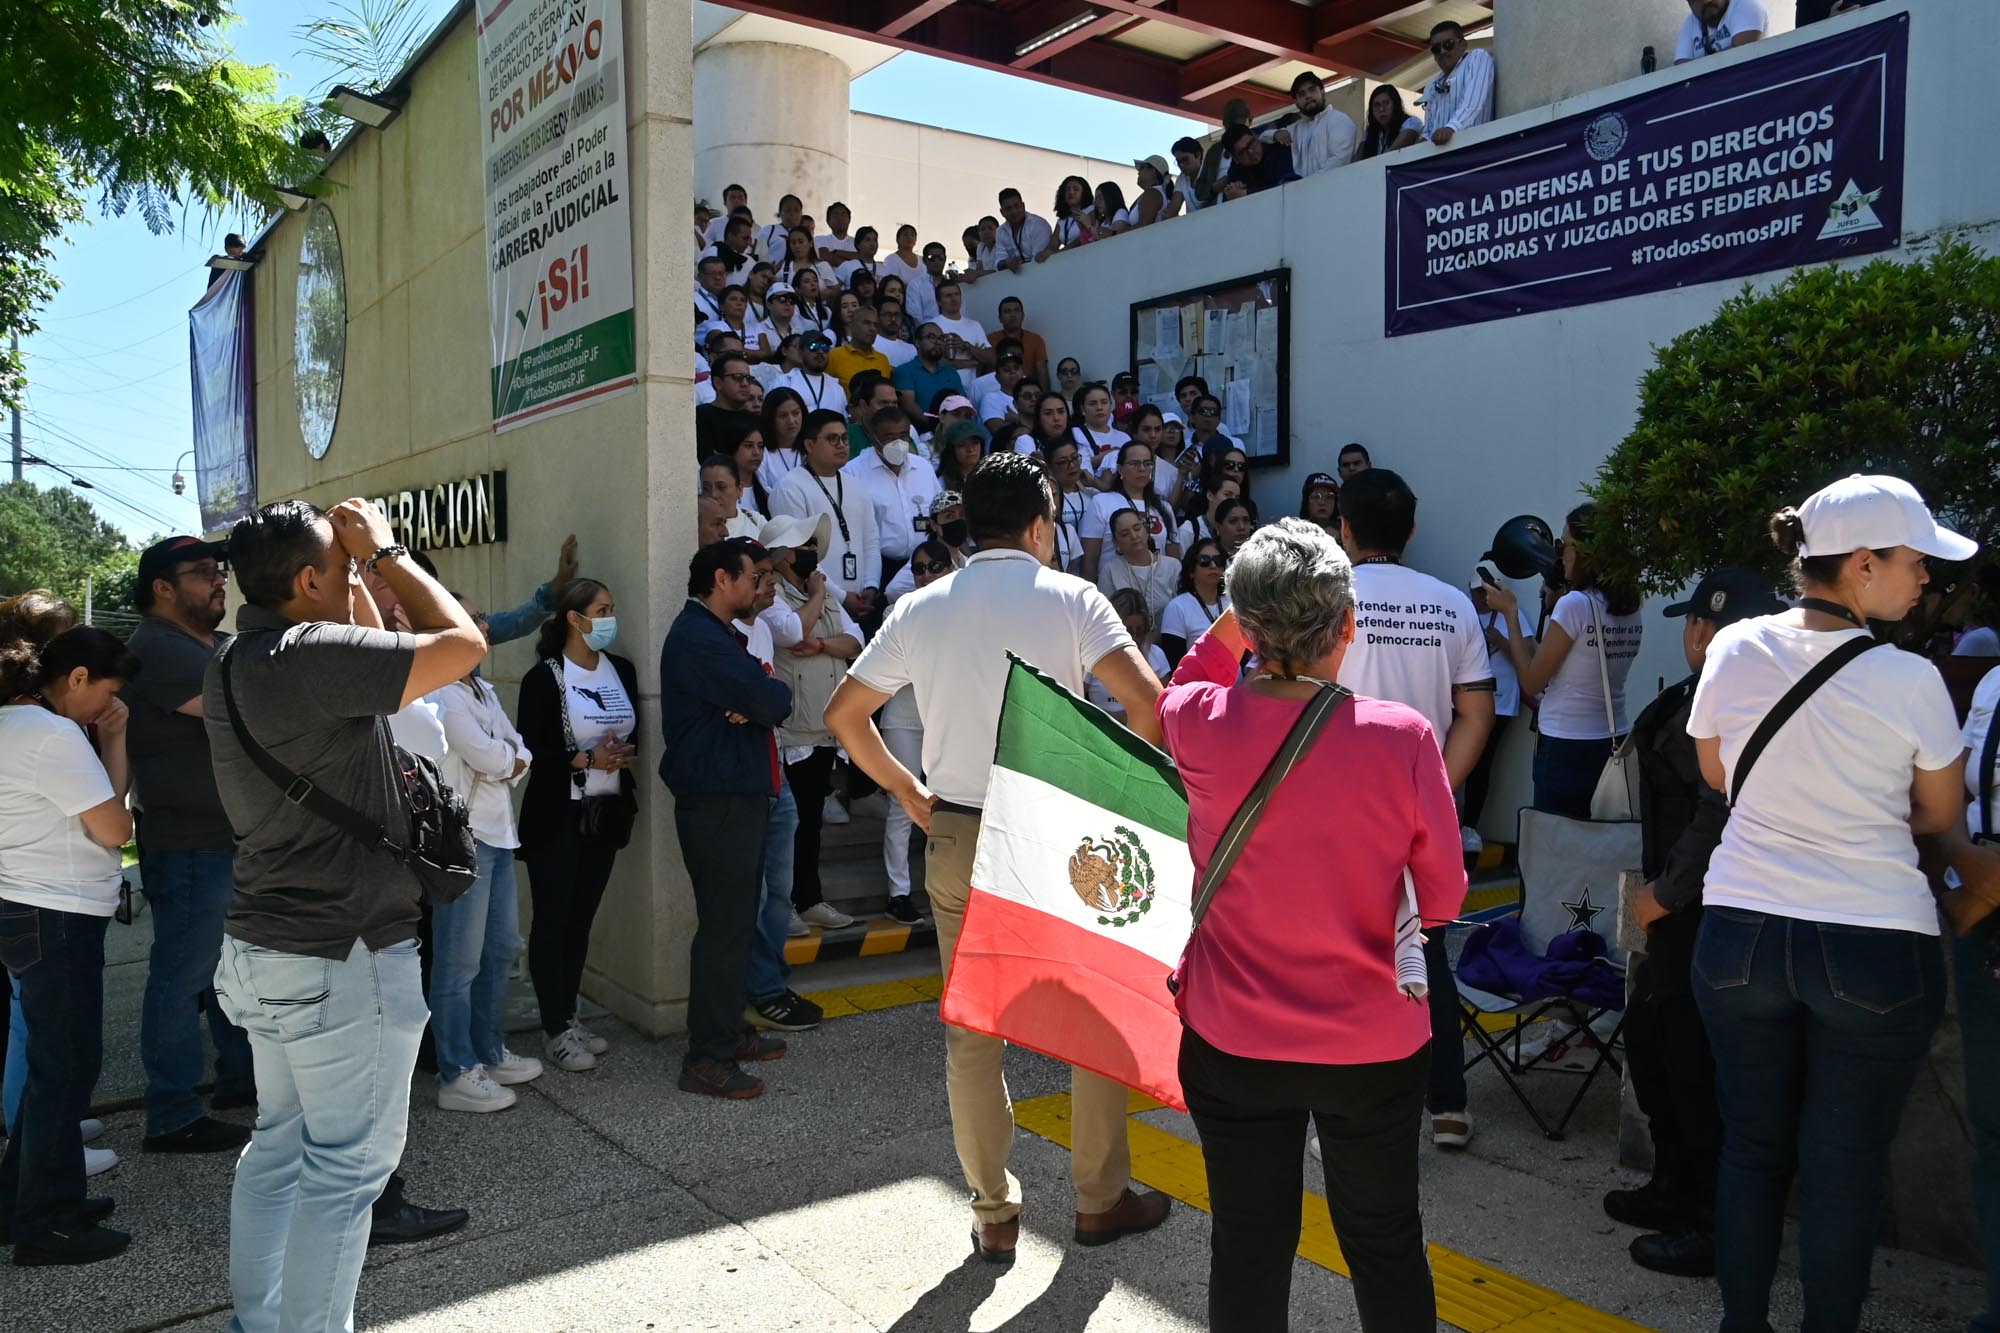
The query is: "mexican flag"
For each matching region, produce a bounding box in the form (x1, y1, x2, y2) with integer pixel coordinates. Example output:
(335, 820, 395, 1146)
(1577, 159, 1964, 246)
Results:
(939, 657, 1196, 1110)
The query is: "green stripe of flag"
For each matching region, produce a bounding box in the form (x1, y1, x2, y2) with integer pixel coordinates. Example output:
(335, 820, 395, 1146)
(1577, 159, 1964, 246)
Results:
(991, 655, 1187, 841)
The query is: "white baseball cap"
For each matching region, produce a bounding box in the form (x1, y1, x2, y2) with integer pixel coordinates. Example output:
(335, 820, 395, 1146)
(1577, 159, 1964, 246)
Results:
(1797, 474, 1977, 561)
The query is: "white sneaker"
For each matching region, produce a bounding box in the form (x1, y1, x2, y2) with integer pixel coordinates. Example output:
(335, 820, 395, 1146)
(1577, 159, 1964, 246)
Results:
(487, 1048, 544, 1085)
(1431, 1110, 1474, 1150)
(84, 1145, 120, 1177)
(821, 794, 851, 825)
(567, 1017, 610, 1056)
(786, 908, 813, 938)
(79, 1118, 105, 1144)
(800, 902, 854, 929)
(1460, 825, 1484, 855)
(544, 1028, 598, 1072)
(437, 1066, 518, 1113)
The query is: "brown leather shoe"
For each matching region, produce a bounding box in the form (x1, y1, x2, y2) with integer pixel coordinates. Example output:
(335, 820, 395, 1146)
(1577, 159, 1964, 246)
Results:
(1074, 1188, 1170, 1247)
(970, 1216, 1019, 1265)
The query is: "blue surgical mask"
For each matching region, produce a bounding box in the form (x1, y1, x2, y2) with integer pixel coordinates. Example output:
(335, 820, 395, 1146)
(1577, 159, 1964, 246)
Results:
(583, 615, 618, 651)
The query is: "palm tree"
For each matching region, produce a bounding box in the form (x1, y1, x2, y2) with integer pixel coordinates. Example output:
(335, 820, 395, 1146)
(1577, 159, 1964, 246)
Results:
(295, 0, 430, 139)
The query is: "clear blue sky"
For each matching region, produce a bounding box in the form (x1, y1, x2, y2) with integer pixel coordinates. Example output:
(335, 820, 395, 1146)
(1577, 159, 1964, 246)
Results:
(18, 1, 1202, 542)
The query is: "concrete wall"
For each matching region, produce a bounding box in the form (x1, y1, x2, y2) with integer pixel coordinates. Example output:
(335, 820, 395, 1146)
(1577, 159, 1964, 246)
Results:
(962, 1, 1993, 845)
(247, 0, 699, 1034)
(847, 114, 1130, 263)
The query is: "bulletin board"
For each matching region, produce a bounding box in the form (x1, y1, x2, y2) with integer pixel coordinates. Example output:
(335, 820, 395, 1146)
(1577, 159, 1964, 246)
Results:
(1129, 269, 1289, 467)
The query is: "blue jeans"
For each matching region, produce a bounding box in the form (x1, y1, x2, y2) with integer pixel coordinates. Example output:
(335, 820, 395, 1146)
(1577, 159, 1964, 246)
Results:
(428, 841, 521, 1085)
(1532, 733, 1615, 819)
(1957, 928, 2000, 1331)
(141, 847, 254, 1133)
(3, 973, 23, 1135)
(0, 901, 107, 1245)
(1694, 907, 1944, 1333)
(215, 935, 427, 1333)
(748, 782, 798, 1005)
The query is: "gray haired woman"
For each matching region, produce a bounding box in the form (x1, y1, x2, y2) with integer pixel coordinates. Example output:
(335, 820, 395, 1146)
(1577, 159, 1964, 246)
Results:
(1157, 518, 1465, 1331)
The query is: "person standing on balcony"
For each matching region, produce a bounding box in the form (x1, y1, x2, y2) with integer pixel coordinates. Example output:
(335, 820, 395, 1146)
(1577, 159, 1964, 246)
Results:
(1420, 21, 1496, 147)
(1676, 0, 1766, 62)
(1267, 72, 1358, 178)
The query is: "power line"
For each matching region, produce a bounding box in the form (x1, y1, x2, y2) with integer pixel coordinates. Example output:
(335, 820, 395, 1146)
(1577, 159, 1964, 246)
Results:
(21, 409, 187, 498)
(45, 271, 199, 321)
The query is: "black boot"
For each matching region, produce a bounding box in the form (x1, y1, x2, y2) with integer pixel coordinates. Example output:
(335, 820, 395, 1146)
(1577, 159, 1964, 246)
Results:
(1602, 1177, 1689, 1231)
(1630, 1229, 1715, 1277)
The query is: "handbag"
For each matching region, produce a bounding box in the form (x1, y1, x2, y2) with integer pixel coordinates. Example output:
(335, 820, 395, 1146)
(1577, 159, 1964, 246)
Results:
(1168, 682, 1352, 995)
(1585, 594, 1641, 823)
(219, 638, 477, 905)
(1977, 688, 1999, 849)
(547, 657, 638, 850)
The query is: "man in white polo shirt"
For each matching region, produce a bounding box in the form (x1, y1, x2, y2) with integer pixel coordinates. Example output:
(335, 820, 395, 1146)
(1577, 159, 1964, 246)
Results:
(823, 451, 1171, 1267)
(1334, 467, 1494, 1151)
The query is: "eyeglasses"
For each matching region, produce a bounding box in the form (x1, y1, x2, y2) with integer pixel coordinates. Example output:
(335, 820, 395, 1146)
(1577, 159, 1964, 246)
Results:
(1194, 553, 1228, 568)
(805, 340, 832, 351)
(1430, 35, 1459, 57)
(721, 372, 757, 384)
(910, 562, 944, 576)
(1222, 460, 1246, 473)
(173, 562, 227, 583)
(1195, 406, 1220, 418)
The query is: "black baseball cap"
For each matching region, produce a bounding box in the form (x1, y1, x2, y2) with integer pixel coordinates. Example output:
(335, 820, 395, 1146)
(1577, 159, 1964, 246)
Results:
(135, 535, 228, 610)
(1303, 472, 1339, 492)
(1663, 567, 1785, 627)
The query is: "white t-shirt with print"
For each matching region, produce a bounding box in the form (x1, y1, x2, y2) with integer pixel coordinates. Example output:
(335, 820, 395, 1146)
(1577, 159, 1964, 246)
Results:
(1162, 591, 1229, 645)
(0, 706, 121, 914)
(1539, 590, 1644, 738)
(1676, 0, 1767, 60)
(1088, 643, 1172, 717)
(1074, 425, 1130, 474)
(1690, 620, 1964, 936)
(1336, 562, 1493, 751)
(561, 654, 636, 799)
(1082, 490, 1173, 547)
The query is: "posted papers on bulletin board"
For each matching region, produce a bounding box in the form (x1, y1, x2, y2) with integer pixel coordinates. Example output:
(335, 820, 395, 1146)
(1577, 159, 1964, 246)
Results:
(1131, 270, 1289, 466)
(479, 0, 638, 430)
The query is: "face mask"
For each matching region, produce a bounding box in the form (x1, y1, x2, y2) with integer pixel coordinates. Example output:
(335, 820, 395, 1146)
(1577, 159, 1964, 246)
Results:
(792, 548, 819, 580)
(939, 519, 969, 547)
(582, 615, 618, 651)
(881, 439, 910, 467)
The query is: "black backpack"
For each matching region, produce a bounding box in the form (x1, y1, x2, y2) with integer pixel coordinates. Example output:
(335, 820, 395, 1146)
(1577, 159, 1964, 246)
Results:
(220, 637, 477, 904)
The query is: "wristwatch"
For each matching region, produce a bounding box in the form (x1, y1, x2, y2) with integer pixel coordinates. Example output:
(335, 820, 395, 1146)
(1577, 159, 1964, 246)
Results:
(365, 544, 411, 573)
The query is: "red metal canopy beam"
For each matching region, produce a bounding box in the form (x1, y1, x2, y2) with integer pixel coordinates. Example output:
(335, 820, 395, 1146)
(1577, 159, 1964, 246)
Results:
(879, 0, 963, 38)
(1176, 44, 1287, 102)
(1010, 11, 1142, 69)
(1309, 0, 1439, 47)
(1320, 29, 1431, 75)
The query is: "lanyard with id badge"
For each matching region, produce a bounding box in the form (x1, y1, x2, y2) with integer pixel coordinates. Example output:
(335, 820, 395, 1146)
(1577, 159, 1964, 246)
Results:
(812, 472, 860, 583)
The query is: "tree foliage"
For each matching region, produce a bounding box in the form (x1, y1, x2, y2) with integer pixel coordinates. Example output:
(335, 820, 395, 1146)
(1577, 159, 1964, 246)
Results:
(0, 1, 318, 406)
(0, 480, 138, 617)
(1586, 242, 2000, 622)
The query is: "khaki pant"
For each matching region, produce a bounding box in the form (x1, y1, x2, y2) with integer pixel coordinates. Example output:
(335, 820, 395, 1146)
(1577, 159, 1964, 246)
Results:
(926, 809, 1133, 1224)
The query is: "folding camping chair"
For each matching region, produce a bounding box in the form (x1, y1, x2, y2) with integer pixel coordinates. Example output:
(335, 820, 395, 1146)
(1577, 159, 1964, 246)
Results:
(1445, 807, 1634, 1140)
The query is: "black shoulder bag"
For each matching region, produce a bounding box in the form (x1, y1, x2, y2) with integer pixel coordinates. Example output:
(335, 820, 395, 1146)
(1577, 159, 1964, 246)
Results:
(1728, 635, 1887, 807)
(1976, 691, 1999, 849)
(220, 638, 477, 904)
(546, 657, 639, 850)
(1168, 682, 1352, 995)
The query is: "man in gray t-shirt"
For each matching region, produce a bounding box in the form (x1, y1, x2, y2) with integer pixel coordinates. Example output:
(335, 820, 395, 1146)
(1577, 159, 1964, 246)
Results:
(123, 535, 254, 1151)
(203, 497, 485, 1331)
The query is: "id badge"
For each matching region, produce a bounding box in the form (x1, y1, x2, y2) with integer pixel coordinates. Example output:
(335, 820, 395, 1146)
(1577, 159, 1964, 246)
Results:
(843, 551, 859, 583)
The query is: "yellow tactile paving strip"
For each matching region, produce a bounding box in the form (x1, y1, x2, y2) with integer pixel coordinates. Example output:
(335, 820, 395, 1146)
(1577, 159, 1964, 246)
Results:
(796, 968, 1636, 1333)
(1014, 1090, 1650, 1333)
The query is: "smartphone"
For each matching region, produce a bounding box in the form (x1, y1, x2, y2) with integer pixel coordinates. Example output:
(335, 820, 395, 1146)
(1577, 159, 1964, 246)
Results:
(1475, 563, 1499, 587)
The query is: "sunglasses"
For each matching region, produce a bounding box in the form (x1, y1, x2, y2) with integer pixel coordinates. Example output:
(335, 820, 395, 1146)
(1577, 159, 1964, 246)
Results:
(804, 341, 833, 351)
(1430, 36, 1459, 56)
(1222, 460, 1246, 472)
(910, 562, 944, 576)
(1194, 553, 1228, 568)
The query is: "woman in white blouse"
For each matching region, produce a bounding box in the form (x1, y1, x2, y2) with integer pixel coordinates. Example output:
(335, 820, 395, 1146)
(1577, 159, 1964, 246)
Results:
(775, 227, 838, 294)
(1158, 537, 1231, 668)
(1682, 475, 1998, 1332)
(0, 625, 136, 1264)
(1039, 176, 1097, 259)
(1355, 85, 1425, 159)
(430, 614, 541, 1114)
(1096, 507, 1180, 626)
(1069, 382, 1129, 480)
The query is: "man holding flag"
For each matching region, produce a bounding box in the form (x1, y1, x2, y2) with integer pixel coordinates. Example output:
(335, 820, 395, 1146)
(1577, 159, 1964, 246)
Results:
(824, 451, 1171, 1266)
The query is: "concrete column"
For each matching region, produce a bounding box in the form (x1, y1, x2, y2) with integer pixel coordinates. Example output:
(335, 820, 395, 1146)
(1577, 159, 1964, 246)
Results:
(694, 41, 851, 218)
(1493, 0, 1693, 117)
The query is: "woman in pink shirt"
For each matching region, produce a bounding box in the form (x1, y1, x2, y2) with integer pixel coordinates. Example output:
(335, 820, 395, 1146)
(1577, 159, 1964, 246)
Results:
(1158, 518, 1465, 1333)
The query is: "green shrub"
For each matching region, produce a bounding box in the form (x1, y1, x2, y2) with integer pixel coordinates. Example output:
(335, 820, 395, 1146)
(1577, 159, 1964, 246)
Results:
(1585, 241, 1998, 622)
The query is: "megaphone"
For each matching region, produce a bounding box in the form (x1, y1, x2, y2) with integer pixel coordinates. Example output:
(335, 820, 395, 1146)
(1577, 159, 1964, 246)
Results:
(1484, 515, 1560, 581)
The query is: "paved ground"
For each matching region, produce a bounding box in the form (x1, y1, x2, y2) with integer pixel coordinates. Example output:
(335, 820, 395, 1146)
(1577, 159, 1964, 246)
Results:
(4, 926, 1988, 1333)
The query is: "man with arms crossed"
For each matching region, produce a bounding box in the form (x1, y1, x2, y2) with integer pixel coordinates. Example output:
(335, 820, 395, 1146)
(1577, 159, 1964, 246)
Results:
(824, 451, 1171, 1266)
(205, 498, 485, 1331)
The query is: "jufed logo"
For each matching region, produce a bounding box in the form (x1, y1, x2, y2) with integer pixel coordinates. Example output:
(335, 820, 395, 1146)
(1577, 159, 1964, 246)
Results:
(1818, 179, 1884, 240)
